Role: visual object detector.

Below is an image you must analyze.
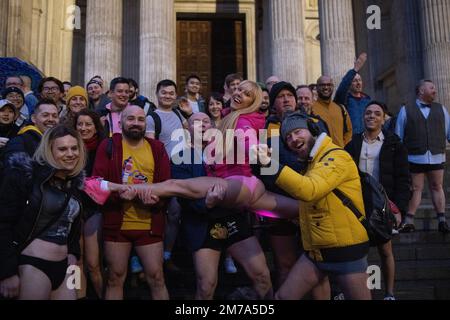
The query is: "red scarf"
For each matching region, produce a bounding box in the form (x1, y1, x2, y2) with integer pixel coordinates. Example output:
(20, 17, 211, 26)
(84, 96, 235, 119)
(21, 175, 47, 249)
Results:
(83, 135, 99, 152)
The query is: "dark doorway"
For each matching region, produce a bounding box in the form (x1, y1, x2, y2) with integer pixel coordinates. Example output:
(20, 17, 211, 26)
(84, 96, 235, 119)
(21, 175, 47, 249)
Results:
(176, 15, 246, 96)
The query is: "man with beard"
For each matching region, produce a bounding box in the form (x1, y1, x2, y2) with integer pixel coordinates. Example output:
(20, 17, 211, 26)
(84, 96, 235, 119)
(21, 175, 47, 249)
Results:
(92, 105, 171, 300)
(260, 87, 270, 117)
(128, 78, 156, 115)
(312, 76, 353, 147)
(3, 99, 59, 162)
(273, 111, 371, 300)
(259, 82, 330, 299)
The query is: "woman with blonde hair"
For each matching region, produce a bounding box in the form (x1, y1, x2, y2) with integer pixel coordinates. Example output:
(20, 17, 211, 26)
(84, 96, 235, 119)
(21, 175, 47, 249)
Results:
(102, 81, 298, 218)
(0, 125, 85, 300)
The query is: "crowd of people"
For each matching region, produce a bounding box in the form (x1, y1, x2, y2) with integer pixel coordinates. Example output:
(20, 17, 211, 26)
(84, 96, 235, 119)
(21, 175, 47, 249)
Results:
(0, 51, 449, 301)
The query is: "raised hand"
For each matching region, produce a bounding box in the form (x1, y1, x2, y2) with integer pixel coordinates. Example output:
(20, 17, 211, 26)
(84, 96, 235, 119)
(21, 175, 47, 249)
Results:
(354, 52, 367, 72)
(178, 97, 193, 116)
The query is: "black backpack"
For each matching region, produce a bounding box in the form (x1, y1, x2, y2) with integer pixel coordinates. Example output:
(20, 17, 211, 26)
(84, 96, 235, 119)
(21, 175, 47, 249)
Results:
(319, 148, 396, 246)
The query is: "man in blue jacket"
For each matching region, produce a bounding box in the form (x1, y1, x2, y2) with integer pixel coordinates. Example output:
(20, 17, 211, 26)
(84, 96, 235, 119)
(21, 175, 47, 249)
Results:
(334, 52, 371, 134)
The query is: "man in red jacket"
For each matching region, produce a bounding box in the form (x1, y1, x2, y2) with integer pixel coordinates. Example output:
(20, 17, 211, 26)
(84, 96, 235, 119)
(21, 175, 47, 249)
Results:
(93, 105, 171, 300)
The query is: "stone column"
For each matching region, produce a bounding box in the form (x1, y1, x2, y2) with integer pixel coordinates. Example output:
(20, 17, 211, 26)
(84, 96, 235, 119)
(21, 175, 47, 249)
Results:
(0, 0, 8, 56)
(419, 0, 450, 109)
(318, 0, 356, 85)
(140, 0, 176, 102)
(85, 0, 123, 86)
(270, 0, 306, 85)
(6, 0, 20, 57)
(391, 0, 424, 107)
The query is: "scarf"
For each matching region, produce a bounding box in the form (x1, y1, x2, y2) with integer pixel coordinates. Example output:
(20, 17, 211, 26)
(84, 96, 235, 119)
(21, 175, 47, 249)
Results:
(83, 135, 99, 152)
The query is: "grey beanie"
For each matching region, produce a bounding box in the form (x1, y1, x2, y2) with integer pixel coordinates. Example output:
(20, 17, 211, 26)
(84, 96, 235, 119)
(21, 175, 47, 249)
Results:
(280, 111, 309, 142)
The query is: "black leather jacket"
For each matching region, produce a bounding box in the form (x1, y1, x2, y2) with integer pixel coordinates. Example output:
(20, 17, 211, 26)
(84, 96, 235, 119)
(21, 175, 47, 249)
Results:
(0, 153, 84, 280)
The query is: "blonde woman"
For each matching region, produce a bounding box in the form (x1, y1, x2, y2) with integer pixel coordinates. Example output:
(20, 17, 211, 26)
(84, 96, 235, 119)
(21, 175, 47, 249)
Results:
(0, 125, 86, 300)
(104, 81, 298, 218)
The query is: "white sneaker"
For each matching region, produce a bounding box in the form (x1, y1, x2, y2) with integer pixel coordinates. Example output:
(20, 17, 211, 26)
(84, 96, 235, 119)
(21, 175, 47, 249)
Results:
(384, 295, 396, 300)
(392, 229, 399, 235)
(224, 257, 238, 274)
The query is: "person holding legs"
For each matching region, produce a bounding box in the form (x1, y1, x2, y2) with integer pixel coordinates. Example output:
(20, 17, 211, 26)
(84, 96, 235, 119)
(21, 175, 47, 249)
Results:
(92, 105, 170, 300)
(273, 112, 371, 300)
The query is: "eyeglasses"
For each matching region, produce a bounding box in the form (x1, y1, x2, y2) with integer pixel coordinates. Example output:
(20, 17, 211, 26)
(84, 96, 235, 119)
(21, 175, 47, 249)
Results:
(43, 86, 60, 92)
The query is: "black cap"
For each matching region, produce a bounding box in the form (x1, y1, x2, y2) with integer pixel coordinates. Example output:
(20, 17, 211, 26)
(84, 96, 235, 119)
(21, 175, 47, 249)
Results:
(2, 86, 25, 101)
(269, 81, 297, 107)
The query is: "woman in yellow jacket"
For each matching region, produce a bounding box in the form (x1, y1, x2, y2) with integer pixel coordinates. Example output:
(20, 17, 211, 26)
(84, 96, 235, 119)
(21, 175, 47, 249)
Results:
(274, 112, 371, 300)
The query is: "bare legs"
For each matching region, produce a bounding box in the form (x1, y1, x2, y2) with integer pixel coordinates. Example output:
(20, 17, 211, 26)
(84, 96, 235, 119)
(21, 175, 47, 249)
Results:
(129, 177, 299, 219)
(84, 213, 104, 298)
(377, 240, 395, 297)
(275, 254, 370, 300)
(104, 241, 169, 300)
(407, 170, 445, 217)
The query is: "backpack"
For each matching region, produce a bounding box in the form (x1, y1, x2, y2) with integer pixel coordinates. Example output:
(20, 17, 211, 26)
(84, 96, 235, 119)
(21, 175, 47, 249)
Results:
(319, 148, 396, 246)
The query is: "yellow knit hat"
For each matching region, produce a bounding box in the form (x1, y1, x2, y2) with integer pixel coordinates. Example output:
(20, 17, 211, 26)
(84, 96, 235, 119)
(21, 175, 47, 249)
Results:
(66, 86, 88, 105)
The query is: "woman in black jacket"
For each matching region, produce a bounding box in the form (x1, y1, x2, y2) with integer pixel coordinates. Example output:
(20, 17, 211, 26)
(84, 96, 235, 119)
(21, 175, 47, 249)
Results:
(73, 110, 106, 299)
(0, 125, 86, 300)
(345, 101, 411, 300)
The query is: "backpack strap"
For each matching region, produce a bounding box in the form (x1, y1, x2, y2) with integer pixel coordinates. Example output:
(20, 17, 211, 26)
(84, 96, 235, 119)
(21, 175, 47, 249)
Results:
(143, 102, 152, 117)
(318, 148, 345, 163)
(337, 104, 349, 134)
(333, 189, 365, 222)
(318, 148, 368, 224)
(173, 108, 187, 129)
(148, 111, 162, 140)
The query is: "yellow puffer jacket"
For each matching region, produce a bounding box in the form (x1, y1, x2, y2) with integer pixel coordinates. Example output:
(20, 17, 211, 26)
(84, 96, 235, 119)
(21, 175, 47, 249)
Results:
(276, 134, 369, 259)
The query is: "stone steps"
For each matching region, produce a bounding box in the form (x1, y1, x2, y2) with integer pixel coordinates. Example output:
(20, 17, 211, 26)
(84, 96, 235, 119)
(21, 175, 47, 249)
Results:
(121, 230, 450, 300)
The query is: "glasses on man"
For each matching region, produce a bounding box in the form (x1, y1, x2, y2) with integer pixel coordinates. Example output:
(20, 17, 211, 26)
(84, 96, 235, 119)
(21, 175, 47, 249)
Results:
(43, 86, 61, 92)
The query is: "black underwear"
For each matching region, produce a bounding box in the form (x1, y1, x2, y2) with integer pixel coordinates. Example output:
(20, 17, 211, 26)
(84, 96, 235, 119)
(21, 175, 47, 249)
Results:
(19, 255, 68, 291)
